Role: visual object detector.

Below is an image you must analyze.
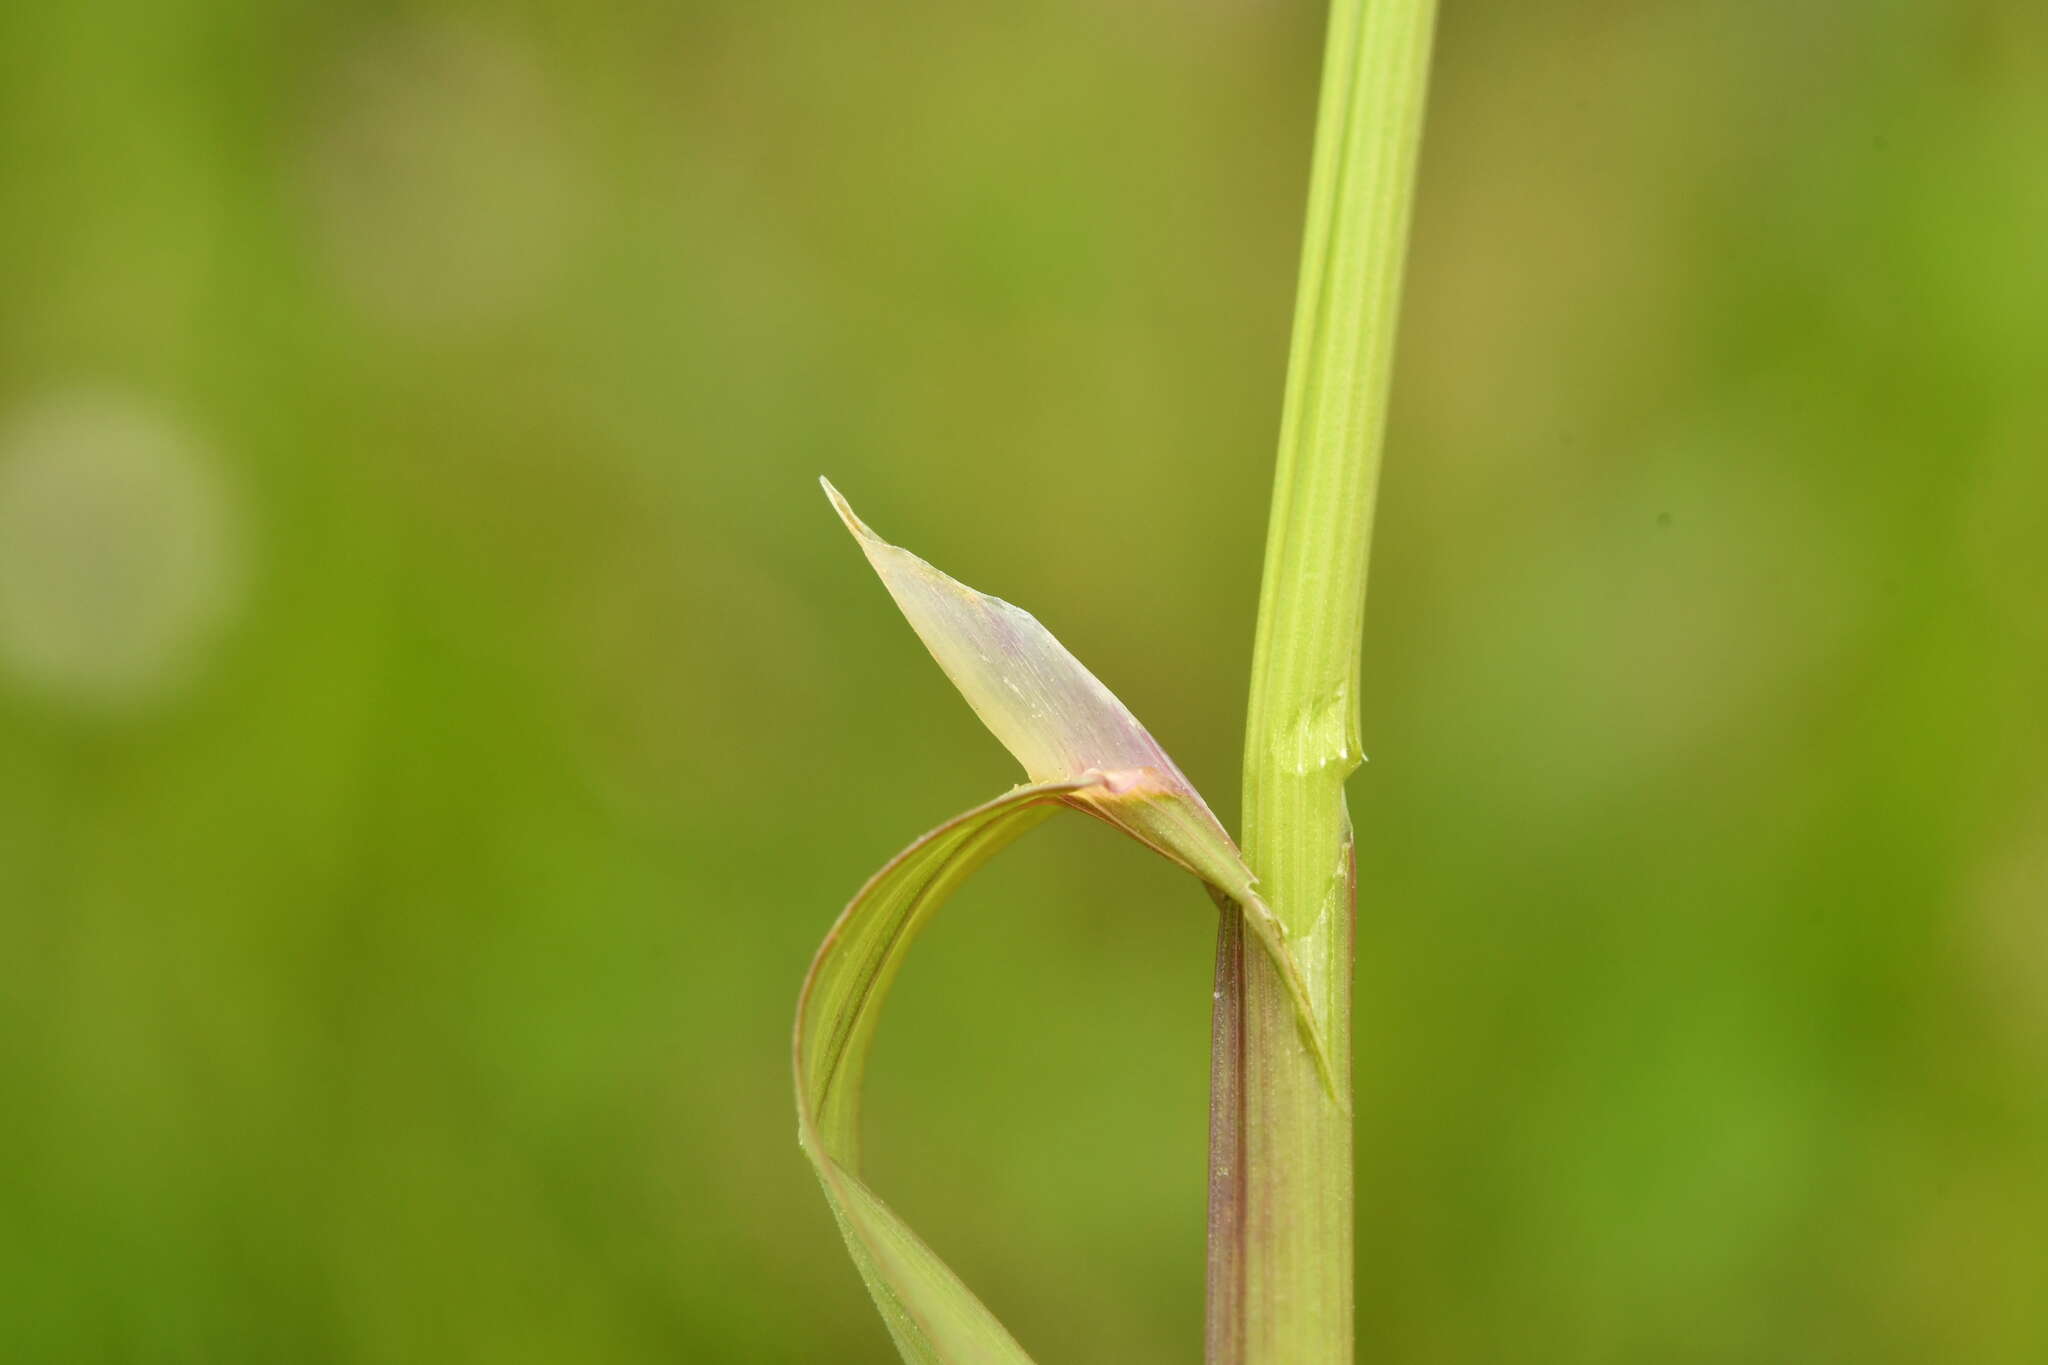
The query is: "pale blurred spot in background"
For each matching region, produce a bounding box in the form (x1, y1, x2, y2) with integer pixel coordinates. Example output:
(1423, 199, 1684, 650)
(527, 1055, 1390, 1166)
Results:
(0, 389, 246, 711)
(1968, 793, 2048, 1059)
(302, 18, 585, 338)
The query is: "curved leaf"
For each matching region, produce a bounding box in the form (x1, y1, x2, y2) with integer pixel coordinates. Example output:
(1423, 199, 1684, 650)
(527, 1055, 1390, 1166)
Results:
(795, 781, 1083, 1364)
(795, 484, 1338, 1363)
(821, 480, 1333, 1071)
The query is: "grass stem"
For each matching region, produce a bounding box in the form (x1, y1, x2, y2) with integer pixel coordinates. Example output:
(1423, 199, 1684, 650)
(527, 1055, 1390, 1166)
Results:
(1207, 1, 1437, 1360)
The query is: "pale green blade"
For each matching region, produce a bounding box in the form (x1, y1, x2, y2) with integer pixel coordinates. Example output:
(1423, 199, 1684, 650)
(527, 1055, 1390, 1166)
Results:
(821, 480, 1184, 787)
(821, 481, 1335, 1082)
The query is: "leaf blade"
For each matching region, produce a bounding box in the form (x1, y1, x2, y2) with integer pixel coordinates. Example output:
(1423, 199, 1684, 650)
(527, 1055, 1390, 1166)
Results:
(795, 780, 1086, 1364)
(795, 485, 1347, 1362)
(822, 480, 1336, 1087)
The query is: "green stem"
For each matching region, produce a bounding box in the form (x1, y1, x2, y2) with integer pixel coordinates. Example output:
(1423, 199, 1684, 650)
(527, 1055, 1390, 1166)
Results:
(1207, 1, 1436, 1361)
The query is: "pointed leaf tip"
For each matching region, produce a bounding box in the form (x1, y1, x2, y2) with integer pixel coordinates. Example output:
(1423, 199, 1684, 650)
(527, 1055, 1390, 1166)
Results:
(820, 475, 868, 539)
(821, 481, 1181, 786)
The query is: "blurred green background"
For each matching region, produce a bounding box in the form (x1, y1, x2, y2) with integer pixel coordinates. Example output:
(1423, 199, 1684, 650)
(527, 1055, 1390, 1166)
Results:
(2, 1, 2044, 1361)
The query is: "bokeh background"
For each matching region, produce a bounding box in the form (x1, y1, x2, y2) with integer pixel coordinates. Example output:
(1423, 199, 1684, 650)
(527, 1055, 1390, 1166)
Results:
(2, 1, 2044, 1361)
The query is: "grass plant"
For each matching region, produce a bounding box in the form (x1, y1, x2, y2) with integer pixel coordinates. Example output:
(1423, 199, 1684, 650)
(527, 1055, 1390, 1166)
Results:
(796, 1, 1436, 1358)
